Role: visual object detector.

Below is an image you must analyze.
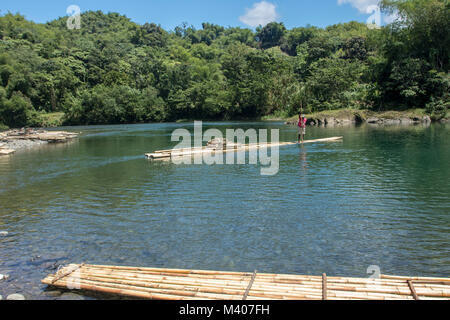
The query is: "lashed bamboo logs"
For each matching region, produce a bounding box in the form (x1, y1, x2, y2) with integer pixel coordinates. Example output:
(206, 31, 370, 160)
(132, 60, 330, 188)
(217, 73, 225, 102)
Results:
(322, 273, 327, 300)
(145, 137, 343, 159)
(42, 264, 450, 300)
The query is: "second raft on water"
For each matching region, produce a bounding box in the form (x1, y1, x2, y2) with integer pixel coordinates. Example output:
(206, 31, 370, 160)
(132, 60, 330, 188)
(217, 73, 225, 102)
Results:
(145, 136, 343, 159)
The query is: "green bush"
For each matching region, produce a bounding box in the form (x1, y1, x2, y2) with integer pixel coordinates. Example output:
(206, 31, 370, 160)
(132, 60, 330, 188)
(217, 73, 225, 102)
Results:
(0, 91, 34, 128)
(27, 112, 64, 127)
(426, 95, 449, 120)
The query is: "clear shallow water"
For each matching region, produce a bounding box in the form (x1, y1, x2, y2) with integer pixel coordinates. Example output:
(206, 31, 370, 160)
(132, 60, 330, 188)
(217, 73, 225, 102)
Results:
(0, 122, 449, 299)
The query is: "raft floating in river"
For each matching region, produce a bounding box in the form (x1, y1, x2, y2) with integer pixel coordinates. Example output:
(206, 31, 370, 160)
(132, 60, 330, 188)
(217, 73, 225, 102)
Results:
(42, 264, 450, 300)
(145, 136, 343, 160)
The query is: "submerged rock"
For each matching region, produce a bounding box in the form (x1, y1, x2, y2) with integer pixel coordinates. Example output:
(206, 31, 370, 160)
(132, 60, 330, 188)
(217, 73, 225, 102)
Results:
(367, 117, 380, 124)
(0, 274, 9, 281)
(60, 292, 85, 300)
(400, 118, 413, 124)
(44, 290, 62, 297)
(7, 293, 26, 300)
(324, 117, 336, 125)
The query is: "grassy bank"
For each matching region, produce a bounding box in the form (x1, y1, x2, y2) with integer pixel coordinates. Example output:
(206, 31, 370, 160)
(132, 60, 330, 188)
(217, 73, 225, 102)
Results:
(28, 112, 65, 128)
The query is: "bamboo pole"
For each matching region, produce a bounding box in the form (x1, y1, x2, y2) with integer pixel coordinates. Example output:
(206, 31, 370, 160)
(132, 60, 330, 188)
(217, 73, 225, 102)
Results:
(408, 280, 419, 300)
(81, 265, 255, 279)
(381, 274, 450, 282)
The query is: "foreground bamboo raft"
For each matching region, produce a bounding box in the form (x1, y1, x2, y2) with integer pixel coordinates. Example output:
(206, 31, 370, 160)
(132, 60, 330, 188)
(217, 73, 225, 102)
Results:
(42, 264, 450, 300)
(145, 136, 343, 159)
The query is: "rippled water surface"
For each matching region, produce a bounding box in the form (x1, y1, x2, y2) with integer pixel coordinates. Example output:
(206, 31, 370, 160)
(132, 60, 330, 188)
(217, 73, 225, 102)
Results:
(0, 122, 449, 299)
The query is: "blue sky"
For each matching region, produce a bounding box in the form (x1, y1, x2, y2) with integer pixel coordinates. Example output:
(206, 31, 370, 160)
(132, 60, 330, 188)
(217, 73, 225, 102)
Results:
(0, 0, 386, 30)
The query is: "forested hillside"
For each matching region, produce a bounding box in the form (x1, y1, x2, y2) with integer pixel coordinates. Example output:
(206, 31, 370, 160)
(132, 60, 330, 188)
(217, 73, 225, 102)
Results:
(0, 0, 448, 128)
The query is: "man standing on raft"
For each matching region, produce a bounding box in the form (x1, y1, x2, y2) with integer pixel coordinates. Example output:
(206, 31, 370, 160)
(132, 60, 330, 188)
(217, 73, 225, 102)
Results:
(298, 113, 307, 143)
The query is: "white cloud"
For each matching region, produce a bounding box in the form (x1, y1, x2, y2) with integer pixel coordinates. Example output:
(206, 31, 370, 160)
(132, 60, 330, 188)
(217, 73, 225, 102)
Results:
(337, 0, 379, 13)
(239, 1, 280, 28)
(338, 0, 399, 25)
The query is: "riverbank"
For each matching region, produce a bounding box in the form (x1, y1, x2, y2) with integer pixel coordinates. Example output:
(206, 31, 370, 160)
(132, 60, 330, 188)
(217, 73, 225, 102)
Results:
(284, 109, 448, 126)
(0, 128, 78, 155)
(2, 109, 447, 130)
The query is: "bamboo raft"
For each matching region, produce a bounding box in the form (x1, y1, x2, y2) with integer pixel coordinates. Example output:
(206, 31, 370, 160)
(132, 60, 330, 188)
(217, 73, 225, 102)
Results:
(145, 136, 343, 159)
(42, 264, 450, 300)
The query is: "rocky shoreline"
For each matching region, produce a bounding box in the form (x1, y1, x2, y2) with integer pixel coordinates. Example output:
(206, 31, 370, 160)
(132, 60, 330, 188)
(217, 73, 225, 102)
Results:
(0, 128, 78, 156)
(284, 110, 448, 127)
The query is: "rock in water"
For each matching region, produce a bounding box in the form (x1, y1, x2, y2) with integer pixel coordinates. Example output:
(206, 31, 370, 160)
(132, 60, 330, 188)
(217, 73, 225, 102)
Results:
(60, 292, 85, 300)
(0, 274, 9, 281)
(400, 118, 413, 124)
(44, 290, 62, 297)
(7, 294, 26, 300)
(367, 117, 380, 124)
(0, 231, 8, 236)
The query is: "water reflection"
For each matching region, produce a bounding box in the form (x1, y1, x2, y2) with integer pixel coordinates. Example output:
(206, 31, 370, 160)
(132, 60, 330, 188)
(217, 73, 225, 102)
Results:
(298, 144, 308, 172)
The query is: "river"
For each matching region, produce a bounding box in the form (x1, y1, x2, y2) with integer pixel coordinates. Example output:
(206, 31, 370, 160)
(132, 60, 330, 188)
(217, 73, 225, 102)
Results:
(0, 122, 449, 299)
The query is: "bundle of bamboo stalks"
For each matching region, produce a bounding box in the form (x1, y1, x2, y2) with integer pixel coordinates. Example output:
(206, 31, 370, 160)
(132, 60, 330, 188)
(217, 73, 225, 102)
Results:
(145, 136, 344, 159)
(42, 264, 450, 300)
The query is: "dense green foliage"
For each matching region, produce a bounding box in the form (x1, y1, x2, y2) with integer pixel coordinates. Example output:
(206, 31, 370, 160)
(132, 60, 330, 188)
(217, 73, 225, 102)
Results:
(0, 0, 448, 128)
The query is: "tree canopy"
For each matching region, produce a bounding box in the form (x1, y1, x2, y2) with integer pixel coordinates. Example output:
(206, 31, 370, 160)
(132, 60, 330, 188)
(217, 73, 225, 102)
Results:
(0, 1, 448, 128)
